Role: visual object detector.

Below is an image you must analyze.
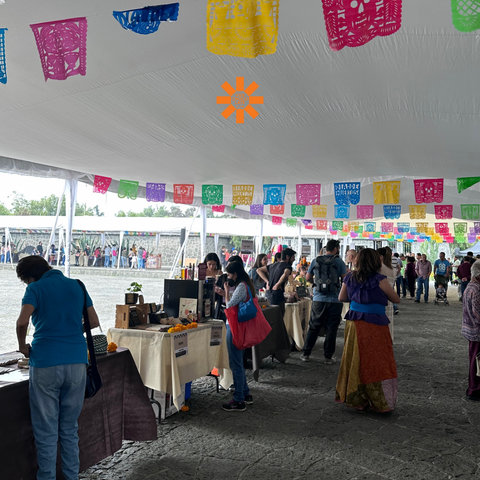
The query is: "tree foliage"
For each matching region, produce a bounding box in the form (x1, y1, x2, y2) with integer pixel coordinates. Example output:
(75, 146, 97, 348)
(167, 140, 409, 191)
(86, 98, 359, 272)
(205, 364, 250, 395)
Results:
(8, 192, 104, 216)
(0, 202, 10, 215)
(115, 206, 197, 218)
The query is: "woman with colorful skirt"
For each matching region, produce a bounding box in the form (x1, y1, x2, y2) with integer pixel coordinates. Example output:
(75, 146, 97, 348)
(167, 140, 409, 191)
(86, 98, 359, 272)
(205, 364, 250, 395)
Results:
(336, 248, 400, 412)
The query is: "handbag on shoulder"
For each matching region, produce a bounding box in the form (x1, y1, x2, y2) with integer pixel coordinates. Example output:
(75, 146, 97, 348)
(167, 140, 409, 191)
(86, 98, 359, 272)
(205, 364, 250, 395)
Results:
(77, 280, 103, 399)
(238, 283, 258, 323)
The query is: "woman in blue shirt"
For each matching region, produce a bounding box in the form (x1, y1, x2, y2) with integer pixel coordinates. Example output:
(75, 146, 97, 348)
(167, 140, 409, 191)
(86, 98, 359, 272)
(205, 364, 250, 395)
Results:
(16, 256, 100, 480)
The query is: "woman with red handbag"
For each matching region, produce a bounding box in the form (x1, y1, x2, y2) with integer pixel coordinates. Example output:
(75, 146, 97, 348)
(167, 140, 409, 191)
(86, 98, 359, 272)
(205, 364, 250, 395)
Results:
(222, 261, 257, 412)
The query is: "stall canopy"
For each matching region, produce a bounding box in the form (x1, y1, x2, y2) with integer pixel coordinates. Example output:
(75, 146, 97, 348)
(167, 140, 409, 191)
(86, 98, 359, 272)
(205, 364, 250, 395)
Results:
(460, 243, 480, 255)
(0, 0, 479, 220)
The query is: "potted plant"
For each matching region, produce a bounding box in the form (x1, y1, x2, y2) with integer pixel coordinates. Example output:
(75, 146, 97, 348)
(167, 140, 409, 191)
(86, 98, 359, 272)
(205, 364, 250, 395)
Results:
(125, 282, 143, 305)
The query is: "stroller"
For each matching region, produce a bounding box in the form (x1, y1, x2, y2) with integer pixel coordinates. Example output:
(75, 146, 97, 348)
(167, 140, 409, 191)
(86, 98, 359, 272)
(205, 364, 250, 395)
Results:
(434, 276, 449, 306)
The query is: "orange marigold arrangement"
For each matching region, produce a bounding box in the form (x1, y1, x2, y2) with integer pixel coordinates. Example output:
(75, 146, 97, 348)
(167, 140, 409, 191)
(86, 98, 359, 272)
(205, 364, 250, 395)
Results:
(168, 322, 198, 334)
(107, 342, 118, 352)
(181, 406, 190, 412)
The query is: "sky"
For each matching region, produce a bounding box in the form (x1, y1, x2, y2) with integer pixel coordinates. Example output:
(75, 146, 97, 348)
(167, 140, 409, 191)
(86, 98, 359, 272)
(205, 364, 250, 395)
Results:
(0, 172, 187, 217)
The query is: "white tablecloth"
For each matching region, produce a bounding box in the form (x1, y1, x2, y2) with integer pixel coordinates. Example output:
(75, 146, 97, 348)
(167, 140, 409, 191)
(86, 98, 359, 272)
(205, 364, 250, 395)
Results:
(283, 298, 312, 350)
(108, 321, 232, 409)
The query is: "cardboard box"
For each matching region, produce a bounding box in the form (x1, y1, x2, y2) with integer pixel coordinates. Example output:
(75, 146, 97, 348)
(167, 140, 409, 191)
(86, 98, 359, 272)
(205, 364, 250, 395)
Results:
(115, 305, 149, 329)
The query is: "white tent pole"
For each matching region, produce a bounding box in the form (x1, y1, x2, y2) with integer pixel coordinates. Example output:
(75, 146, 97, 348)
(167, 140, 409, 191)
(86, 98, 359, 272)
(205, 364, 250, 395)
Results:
(214, 234, 219, 255)
(56, 228, 63, 267)
(256, 218, 264, 258)
(169, 207, 199, 279)
(118, 231, 124, 270)
(64, 179, 77, 278)
(297, 223, 302, 258)
(45, 180, 67, 262)
(200, 205, 207, 261)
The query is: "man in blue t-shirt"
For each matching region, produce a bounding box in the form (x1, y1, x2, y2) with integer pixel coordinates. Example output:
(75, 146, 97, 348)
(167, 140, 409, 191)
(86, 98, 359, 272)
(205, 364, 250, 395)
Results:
(301, 239, 347, 364)
(434, 251, 451, 288)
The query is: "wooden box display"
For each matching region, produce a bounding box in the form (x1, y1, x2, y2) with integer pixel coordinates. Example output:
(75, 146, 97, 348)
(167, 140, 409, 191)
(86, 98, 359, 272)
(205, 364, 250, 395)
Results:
(146, 255, 162, 270)
(115, 305, 148, 329)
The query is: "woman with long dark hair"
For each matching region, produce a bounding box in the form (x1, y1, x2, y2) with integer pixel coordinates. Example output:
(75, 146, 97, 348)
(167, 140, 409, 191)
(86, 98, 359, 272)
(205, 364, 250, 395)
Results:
(222, 261, 256, 412)
(336, 248, 400, 412)
(203, 252, 223, 277)
(249, 253, 268, 293)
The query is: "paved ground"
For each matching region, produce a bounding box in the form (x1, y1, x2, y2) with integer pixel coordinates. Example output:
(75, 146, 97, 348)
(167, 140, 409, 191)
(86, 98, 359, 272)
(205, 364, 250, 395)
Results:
(2, 270, 479, 479)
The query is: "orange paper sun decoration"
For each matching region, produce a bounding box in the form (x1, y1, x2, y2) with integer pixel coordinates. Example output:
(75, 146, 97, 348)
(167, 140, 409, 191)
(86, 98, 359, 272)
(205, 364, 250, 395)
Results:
(217, 77, 264, 124)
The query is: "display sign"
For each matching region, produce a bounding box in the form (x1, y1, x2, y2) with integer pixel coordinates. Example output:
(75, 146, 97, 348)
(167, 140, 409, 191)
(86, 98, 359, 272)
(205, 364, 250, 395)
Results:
(301, 245, 311, 255)
(241, 239, 254, 254)
(173, 332, 188, 358)
(296, 286, 308, 298)
(210, 325, 223, 346)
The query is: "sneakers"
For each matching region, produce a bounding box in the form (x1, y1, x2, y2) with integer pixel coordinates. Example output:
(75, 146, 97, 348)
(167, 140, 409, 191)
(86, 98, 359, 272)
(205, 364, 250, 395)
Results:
(394, 309, 399, 315)
(414, 299, 420, 303)
(222, 400, 246, 412)
(300, 354, 310, 362)
(464, 395, 480, 402)
(244, 395, 254, 405)
(324, 357, 336, 365)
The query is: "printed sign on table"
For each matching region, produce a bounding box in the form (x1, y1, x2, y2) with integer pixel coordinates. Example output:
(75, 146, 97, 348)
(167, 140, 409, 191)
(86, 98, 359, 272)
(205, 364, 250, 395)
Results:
(334, 182, 361, 205)
(173, 332, 188, 358)
(210, 325, 223, 346)
(241, 239, 254, 254)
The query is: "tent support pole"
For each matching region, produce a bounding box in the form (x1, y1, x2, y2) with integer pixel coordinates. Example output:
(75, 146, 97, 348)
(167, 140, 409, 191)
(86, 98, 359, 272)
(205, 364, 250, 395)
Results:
(200, 205, 206, 262)
(64, 179, 77, 278)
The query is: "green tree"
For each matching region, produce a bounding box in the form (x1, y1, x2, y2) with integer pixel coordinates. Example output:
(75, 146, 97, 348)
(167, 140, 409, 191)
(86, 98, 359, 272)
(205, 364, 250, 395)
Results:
(10, 192, 104, 216)
(0, 202, 10, 215)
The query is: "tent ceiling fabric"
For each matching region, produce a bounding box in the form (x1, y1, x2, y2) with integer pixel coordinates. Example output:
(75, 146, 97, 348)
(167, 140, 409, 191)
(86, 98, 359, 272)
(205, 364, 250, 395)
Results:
(0, 0, 479, 220)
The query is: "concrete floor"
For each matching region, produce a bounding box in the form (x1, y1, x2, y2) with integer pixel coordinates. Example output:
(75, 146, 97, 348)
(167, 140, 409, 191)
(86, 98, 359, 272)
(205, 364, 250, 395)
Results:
(76, 285, 479, 479)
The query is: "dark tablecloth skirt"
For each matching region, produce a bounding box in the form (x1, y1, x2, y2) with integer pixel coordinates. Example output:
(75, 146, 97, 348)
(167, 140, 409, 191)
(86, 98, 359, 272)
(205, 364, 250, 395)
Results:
(249, 305, 291, 381)
(0, 348, 157, 480)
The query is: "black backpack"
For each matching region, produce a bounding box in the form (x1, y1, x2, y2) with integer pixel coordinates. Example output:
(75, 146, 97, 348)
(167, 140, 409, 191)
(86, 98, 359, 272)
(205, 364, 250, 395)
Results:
(315, 255, 340, 295)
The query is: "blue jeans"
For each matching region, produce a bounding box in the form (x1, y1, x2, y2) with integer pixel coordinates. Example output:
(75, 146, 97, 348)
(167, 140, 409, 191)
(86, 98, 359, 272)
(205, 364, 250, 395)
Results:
(121, 256, 127, 268)
(30, 364, 86, 480)
(112, 256, 117, 267)
(461, 280, 470, 297)
(226, 325, 249, 402)
(104, 255, 110, 267)
(0, 254, 4, 262)
(395, 276, 403, 296)
(416, 277, 429, 301)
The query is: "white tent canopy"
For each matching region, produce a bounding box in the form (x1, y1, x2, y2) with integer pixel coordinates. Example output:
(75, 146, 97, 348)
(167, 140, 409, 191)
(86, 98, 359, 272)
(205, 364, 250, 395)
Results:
(459, 242, 480, 255)
(0, 0, 480, 220)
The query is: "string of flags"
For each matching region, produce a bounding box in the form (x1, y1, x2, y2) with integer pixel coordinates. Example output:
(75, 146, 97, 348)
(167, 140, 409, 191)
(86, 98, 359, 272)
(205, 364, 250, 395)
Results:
(2, 1, 480, 84)
(89, 174, 480, 242)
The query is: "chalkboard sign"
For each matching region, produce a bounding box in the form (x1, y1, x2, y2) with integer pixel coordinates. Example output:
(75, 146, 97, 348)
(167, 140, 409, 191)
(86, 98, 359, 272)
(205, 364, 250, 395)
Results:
(301, 245, 311, 255)
(296, 286, 308, 298)
(241, 239, 254, 254)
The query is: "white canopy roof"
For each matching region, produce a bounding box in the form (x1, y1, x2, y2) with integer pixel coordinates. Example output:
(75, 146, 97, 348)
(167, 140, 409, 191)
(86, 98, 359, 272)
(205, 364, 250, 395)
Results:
(0, 0, 479, 221)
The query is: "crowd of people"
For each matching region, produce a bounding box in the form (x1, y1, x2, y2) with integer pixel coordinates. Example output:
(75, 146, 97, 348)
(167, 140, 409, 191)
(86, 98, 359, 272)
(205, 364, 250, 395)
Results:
(11, 239, 480, 478)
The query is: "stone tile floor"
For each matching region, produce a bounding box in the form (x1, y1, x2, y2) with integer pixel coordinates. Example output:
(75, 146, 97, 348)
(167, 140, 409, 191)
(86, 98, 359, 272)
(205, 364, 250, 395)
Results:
(2, 269, 479, 479)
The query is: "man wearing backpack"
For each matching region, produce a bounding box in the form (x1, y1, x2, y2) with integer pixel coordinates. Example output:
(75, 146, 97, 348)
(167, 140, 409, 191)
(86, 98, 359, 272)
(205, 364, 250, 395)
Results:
(300, 239, 347, 364)
(257, 248, 296, 319)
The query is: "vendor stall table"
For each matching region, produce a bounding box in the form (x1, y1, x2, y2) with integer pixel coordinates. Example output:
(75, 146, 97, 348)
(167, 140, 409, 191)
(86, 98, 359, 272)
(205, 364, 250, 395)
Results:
(284, 298, 312, 350)
(0, 348, 157, 480)
(107, 321, 233, 410)
(249, 305, 291, 381)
